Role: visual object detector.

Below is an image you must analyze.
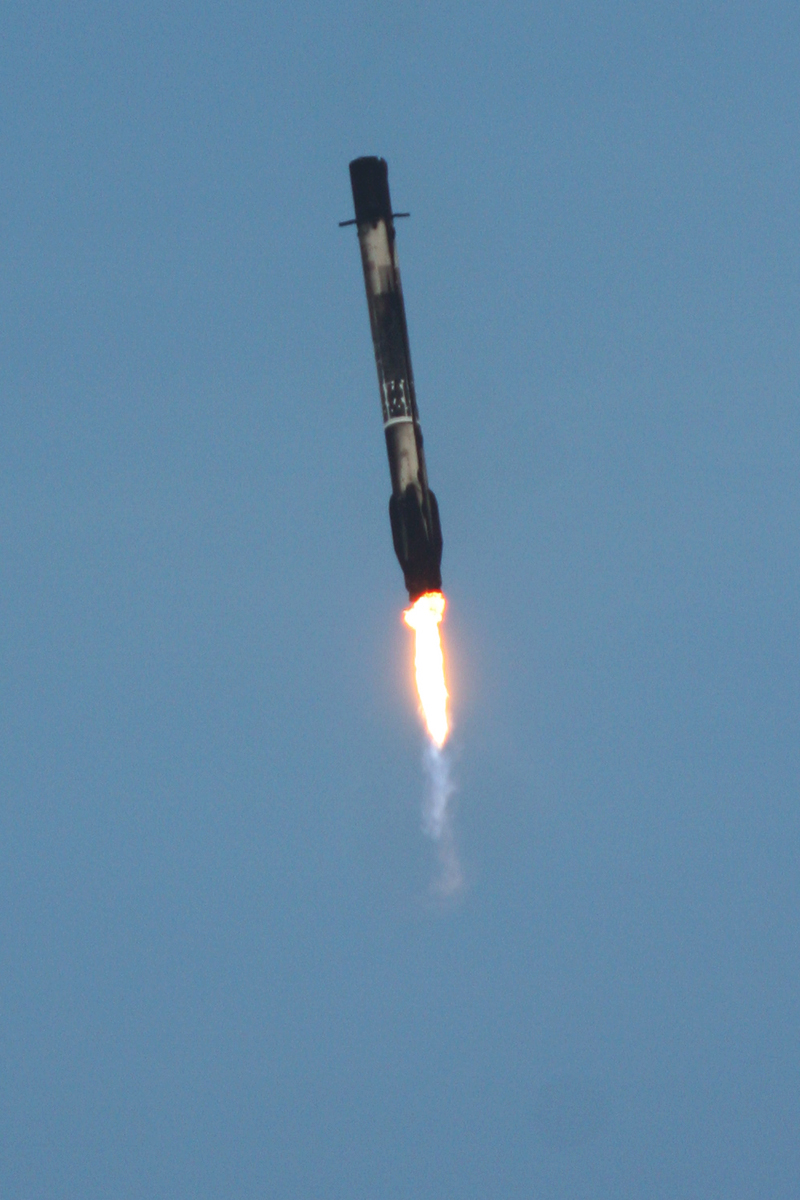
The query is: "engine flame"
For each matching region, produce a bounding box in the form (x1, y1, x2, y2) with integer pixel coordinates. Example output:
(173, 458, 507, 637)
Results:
(403, 591, 449, 748)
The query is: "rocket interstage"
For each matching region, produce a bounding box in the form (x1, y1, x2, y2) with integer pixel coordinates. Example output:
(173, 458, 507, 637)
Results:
(347, 156, 443, 604)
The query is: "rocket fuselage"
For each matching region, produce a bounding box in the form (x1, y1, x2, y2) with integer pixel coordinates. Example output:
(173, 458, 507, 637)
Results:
(348, 157, 443, 602)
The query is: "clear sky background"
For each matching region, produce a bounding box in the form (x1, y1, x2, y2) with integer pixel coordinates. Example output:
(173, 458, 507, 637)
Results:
(2, 2, 799, 1196)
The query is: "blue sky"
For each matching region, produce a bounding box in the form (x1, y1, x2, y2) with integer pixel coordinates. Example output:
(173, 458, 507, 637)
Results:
(2, 2, 800, 1196)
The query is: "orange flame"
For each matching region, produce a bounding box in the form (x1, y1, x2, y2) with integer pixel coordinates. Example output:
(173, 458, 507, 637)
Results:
(403, 591, 449, 748)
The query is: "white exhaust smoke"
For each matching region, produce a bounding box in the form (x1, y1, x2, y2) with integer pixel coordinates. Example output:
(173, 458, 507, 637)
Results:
(422, 743, 462, 895)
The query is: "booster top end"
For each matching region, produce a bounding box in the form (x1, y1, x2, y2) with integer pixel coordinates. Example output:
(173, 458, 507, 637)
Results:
(349, 157, 393, 226)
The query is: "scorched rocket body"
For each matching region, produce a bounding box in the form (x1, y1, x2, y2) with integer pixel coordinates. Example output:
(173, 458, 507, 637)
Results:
(345, 156, 443, 602)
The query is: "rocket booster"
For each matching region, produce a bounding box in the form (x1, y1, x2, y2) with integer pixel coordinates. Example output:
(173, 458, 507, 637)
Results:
(346, 157, 443, 602)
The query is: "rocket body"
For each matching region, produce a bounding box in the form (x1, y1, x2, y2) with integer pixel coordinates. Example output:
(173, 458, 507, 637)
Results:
(348, 157, 443, 601)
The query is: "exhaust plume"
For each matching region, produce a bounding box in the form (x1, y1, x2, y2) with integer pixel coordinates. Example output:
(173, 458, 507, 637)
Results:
(403, 591, 462, 893)
(403, 591, 449, 748)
